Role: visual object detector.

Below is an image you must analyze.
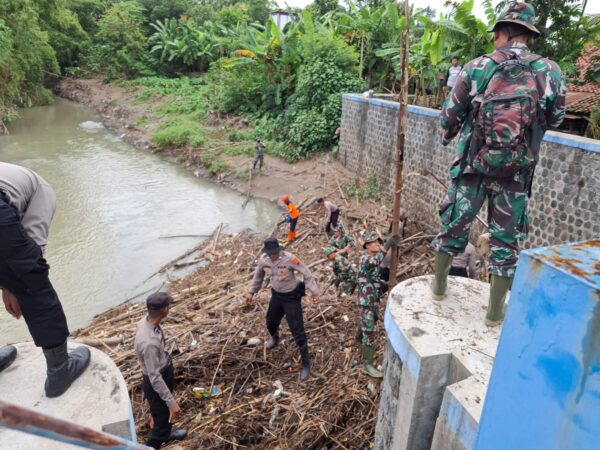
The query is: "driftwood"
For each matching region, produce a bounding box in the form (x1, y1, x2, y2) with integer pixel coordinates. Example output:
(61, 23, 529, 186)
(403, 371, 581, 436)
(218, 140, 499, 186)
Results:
(75, 188, 446, 450)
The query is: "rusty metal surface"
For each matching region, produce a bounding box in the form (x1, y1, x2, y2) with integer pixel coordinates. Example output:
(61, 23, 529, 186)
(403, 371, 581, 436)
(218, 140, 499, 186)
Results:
(0, 400, 149, 450)
(531, 240, 600, 288)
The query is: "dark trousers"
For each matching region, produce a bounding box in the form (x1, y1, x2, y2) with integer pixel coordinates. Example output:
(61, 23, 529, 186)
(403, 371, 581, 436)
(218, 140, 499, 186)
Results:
(142, 362, 175, 449)
(266, 283, 307, 348)
(325, 209, 340, 234)
(0, 198, 68, 349)
(253, 154, 263, 169)
(289, 217, 298, 232)
(450, 266, 469, 278)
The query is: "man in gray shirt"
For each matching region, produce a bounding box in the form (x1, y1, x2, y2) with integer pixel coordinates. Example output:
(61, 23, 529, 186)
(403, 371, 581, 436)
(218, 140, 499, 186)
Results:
(246, 237, 320, 381)
(0, 162, 90, 397)
(135, 292, 186, 449)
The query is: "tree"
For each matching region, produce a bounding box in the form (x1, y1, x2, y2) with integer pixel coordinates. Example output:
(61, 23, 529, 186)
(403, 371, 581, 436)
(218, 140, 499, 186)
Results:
(312, 0, 340, 17)
(86, 1, 149, 79)
(495, 0, 600, 73)
(0, 0, 59, 126)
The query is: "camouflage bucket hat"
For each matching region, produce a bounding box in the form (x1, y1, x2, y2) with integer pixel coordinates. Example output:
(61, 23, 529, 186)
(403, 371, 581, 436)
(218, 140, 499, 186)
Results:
(362, 231, 382, 249)
(488, 2, 540, 36)
(334, 223, 345, 233)
(323, 247, 336, 257)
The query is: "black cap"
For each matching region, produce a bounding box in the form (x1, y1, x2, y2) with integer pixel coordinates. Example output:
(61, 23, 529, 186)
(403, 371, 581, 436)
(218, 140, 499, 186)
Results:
(146, 292, 173, 311)
(262, 236, 282, 254)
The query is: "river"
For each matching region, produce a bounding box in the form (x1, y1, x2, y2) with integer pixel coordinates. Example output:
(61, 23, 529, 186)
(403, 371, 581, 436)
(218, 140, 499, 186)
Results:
(0, 98, 278, 345)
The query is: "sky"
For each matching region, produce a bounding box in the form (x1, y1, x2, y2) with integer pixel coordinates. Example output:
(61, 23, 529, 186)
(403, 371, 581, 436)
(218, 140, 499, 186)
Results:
(276, 0, 600, 18)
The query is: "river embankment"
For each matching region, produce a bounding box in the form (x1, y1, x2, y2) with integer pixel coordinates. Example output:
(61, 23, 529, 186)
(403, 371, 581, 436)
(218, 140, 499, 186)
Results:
(54, 77, 356, 204)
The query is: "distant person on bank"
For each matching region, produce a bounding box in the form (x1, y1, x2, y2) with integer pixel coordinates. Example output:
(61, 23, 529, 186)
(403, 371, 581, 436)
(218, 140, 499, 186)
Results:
(0, 162, 90, 396)
(135, 292, 187, 449)
(445, 56, 462, 90)
(253, 139, 265, 171)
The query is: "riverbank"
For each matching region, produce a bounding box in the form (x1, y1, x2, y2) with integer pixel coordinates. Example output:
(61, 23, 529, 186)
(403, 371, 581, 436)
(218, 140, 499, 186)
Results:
(54, 77, 356, 204)
(61, 76, 438, 448)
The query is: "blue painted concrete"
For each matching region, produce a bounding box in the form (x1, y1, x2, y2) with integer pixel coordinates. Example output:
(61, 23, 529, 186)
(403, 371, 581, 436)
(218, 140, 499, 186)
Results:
(343, 94, 600, 154)
(383, 304, 421, 377)
(475, 241, 600, 450)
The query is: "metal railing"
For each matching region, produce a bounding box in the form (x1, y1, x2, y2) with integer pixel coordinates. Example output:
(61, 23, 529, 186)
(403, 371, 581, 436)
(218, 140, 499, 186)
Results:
(0, 400, 151, 450)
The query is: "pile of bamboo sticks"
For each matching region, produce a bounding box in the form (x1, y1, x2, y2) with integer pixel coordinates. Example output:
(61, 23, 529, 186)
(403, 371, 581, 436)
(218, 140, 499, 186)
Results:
(74, 194, 436, 449)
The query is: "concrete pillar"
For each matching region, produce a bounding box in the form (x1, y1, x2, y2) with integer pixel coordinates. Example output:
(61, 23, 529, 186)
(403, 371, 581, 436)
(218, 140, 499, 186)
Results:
(376, 275, 501, 450)
(475, 241, 600, 450)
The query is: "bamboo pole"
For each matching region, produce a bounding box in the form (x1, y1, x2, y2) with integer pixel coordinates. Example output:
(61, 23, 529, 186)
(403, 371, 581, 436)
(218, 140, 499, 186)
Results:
(389, 0, 411, 290)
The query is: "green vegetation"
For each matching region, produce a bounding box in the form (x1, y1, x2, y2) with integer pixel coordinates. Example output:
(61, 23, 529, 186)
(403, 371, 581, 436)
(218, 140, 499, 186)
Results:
(2, 0, 599, 152)
(343, 174, 382, 201)
(152, 120, 206, 149)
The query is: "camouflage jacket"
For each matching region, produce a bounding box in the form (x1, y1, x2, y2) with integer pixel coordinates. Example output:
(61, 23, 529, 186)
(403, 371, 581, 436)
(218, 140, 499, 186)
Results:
(357, 251, 384, 306)
(441, 42, 566, 180)
(329, 233, 354, 252)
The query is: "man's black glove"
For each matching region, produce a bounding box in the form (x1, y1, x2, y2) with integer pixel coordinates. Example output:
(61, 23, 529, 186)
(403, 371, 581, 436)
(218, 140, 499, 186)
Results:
(384, 234, 402, 251)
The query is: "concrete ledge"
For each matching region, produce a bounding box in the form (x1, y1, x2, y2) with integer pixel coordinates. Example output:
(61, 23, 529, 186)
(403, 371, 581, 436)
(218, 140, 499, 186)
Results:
(376, 275, 501, 450)
(0, 341, 133, 449)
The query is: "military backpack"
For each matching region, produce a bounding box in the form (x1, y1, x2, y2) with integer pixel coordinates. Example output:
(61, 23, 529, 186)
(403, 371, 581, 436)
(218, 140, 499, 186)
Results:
(468, 49, 546, 178)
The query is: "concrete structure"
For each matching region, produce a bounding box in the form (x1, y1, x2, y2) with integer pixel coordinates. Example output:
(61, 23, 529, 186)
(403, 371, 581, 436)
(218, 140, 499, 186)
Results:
(475, 241, 600, 450)
(376, 275, 501, 450)
(0, 341, 134, 449)
(339, 94, 600, 248)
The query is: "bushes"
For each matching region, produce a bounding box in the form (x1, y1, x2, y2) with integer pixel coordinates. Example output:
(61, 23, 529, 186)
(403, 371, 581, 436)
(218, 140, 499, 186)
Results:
(0, 1, 59, 124)
(152, 120, 206, 148)
(84, 2, 150, 79)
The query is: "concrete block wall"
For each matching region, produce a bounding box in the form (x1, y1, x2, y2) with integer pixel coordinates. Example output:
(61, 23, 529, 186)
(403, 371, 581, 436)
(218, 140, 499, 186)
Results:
(339, 94, 600, 247)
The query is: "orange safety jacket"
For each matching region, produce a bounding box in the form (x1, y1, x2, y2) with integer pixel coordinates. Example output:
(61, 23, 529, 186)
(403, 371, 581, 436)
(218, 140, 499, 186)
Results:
(287, 203, 299, 220)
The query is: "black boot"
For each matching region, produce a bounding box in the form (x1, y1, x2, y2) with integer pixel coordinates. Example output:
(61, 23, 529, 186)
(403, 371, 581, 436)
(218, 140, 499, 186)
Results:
(43, 341, 91, 398)
(167, 428, 188, 442)
(0, 345, 17, 372)
(299, 344, 310, 381)
(266, 333, 279, 350)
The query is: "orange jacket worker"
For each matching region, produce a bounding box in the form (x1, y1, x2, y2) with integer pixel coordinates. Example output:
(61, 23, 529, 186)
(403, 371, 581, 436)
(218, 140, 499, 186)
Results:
(282, 195, 299, 242)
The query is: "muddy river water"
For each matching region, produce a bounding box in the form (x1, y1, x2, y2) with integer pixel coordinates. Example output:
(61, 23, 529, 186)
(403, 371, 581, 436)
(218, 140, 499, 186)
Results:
(0, 98, 278, 344)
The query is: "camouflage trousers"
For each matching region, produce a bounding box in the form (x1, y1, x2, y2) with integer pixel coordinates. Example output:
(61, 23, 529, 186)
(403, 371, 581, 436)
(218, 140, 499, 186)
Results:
(358, 303, 379, 347)
(433, 174, 529, 278)
(333, 258, 357, 295)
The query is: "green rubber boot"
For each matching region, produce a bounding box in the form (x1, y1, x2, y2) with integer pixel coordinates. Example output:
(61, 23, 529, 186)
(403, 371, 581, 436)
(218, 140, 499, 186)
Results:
(485, 275, 513, 327)
(355, 323, 363, 343)
(432, 251, 453, 301)
(362, 345, 383, 378)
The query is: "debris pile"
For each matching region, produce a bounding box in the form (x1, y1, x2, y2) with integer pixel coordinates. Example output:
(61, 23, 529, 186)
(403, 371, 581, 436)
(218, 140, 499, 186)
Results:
(75, 194, 436, 449)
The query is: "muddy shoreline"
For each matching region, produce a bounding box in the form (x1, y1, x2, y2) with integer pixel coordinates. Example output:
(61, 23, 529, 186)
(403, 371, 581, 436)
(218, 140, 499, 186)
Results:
(54, 78, 354, 204)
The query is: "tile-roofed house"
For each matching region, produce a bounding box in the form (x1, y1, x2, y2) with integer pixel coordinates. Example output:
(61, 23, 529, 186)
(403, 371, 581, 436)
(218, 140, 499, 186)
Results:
(561, 42, 600, 136)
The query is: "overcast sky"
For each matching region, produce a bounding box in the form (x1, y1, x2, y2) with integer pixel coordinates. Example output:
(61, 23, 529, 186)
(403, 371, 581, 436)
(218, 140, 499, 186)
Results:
(276, 0, 600, 18)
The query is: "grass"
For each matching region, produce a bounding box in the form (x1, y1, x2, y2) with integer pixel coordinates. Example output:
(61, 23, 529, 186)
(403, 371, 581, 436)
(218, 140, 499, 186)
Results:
(152, 120, 206, 149)
(223, 143, 254, 157)
(228, 130, 255, 142)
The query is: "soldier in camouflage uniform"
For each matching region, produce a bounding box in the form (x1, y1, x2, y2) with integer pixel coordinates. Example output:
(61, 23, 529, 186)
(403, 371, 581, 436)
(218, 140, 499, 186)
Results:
(356, 231, 392, 378)
(324, 225, 357, 295)
(431, 2, 566, 326)
(323, 247, 357, 295)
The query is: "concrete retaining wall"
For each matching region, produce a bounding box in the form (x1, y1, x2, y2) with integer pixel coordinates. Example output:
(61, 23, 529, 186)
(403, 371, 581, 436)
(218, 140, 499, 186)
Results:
(375, 276, 500, 450)
(339, 94, 600, 248)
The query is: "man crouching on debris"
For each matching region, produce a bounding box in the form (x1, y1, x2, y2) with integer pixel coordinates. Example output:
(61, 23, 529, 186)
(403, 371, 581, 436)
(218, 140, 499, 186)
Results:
(246, 237, 320, 381)
(135, 292, 187, 449)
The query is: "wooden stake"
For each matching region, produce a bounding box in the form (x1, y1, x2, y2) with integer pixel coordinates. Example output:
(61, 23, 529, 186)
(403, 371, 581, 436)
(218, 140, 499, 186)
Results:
(389, 0, 411, 290)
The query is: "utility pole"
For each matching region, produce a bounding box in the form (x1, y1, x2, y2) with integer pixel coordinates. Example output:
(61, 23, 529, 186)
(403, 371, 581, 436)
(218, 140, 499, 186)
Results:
(388, 0, 410, 290)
